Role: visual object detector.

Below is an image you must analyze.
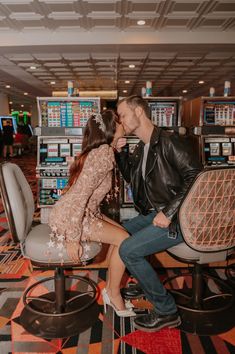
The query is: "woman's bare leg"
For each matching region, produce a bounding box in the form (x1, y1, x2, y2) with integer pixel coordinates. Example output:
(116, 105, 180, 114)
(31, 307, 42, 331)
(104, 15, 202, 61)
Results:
(102, 214, 124, 263)
(102, 214, 125, 229)
(89, 217, 129, 310)
(101, 215, 127, 289)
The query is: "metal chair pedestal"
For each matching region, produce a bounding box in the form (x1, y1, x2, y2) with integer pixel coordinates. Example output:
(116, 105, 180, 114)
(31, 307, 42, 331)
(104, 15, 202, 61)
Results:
(20, 267, 99, 338)
(164, 259, 234, 335)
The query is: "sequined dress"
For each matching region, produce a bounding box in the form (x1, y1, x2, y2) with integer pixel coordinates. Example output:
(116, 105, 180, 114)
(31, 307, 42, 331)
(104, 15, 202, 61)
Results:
(48, 144, 115, 262)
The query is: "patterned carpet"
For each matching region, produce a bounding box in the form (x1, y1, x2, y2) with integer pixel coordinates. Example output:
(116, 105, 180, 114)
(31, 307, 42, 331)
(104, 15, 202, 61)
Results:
(0, 153, 234, 354)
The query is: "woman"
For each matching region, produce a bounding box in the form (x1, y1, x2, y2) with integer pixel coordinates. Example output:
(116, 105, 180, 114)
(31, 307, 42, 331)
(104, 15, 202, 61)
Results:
(48, 109, 135, 317)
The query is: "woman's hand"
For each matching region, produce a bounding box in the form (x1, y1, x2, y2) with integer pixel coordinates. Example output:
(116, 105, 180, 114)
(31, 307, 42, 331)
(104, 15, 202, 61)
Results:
(66, 241, 83, 263)
(114, 137, 127, 152)
(112, 123, 125, 152)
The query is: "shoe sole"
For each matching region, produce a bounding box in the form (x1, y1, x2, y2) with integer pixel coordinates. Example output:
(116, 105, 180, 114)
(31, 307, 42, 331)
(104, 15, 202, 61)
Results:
(133, 318, 182, 332)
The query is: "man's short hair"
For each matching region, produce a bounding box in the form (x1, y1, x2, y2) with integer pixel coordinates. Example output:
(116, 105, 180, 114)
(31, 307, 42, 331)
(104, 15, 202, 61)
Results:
(118, 95, 150, 117)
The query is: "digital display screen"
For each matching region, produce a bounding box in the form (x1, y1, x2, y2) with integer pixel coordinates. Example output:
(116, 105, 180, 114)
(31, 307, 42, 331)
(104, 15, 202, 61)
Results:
(148, 101, 178, 126)
(0, 116, 17, 133)
(39, 138, 83, 165)
(39, 99, 100, 127)
(204, 101, 235, 125)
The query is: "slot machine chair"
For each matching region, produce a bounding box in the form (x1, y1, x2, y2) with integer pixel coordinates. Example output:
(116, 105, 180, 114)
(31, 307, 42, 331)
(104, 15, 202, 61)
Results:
(165, 167, 235, 335)
(0, 162, 102, 339)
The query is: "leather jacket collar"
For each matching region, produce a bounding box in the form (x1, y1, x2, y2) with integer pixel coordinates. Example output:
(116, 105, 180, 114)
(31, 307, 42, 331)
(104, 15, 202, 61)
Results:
(150, 126, 161, 147)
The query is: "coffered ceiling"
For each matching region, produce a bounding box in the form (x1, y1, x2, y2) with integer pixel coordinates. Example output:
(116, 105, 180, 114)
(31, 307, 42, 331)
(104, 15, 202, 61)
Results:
(0, 0, 234, 111)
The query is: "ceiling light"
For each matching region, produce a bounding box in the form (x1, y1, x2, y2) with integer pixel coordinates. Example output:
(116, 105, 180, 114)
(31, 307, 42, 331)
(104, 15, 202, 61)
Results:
(21, 104, 24, 107)
(9, 101, 13, 104)
(182, 90, 188, 93)
(129, 64, 135, 68)
(50, 81, 56, 85)
(6, 85, 10, 88)
(137, 20, 146, 26)
(198, 80, 204, 84)
(125, 80, 130, 84)
(24, 92, 28, 95)
(30, 66, 36, 70)
(123, 90, 127, 93)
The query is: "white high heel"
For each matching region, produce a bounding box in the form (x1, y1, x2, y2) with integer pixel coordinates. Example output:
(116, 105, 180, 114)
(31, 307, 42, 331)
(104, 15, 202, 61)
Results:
(125, 299, 135, 309)
(102, 289, 134, 308)
(102, 288, 136, 317)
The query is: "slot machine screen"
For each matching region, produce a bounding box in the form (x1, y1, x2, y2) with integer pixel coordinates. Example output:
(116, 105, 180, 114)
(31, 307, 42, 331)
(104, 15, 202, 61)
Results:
(0, 116, 17, 133)
(39, 137, 83, 166)
(148, 101, 178, 126)
(204, 101, 235, 125)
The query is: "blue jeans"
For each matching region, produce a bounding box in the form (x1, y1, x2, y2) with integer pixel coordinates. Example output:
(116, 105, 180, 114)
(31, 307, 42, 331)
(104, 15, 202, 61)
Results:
(119, 211, 183, 315)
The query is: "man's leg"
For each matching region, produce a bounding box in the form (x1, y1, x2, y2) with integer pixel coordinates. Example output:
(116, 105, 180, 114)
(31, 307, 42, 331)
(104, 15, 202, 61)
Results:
(119, 219, 183, 330)
(121, 212, 157, 298)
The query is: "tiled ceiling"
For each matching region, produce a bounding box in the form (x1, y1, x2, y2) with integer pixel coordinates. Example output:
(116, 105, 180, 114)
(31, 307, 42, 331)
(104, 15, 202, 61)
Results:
(0, 0, 234, 111)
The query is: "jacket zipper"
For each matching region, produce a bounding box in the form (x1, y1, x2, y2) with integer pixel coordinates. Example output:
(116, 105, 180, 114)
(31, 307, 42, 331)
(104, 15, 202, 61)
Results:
(143, 151, 157, 210)
(143, 179, 155, 209)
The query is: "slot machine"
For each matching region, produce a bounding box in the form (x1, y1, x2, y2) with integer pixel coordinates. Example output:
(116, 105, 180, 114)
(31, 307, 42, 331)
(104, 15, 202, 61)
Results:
(184, 97, 235, 167)
(11, 111, 32, 128)
(36, 97, 100, 223)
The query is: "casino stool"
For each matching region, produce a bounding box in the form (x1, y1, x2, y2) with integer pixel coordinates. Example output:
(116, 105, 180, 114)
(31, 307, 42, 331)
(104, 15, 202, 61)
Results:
(164, 167, 235, 335)
(0, 162, 102, 339)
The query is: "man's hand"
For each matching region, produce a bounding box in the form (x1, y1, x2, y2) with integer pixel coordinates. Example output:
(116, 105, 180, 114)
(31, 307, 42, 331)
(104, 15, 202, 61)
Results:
(115, 137, 127, 152)
(66, 241, 83, 263)
(153, 211, 171, 228)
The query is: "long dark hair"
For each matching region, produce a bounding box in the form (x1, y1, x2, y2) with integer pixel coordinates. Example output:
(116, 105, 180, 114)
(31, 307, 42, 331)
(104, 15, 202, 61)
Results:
(67, 109, 117, 189)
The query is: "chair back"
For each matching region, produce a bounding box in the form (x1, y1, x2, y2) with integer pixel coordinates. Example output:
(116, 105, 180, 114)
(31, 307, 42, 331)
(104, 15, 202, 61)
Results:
(0, 162, 34, 242)
(178, 167, 235, 252)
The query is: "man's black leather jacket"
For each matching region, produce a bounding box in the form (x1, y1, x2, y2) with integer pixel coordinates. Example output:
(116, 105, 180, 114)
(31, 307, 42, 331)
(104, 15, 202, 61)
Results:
(115, 126, 203, 220)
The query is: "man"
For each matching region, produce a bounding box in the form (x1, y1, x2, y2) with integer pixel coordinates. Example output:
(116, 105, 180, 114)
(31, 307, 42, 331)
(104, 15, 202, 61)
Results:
(2, 120, 14, 159)
(115, 95, 203, 332)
